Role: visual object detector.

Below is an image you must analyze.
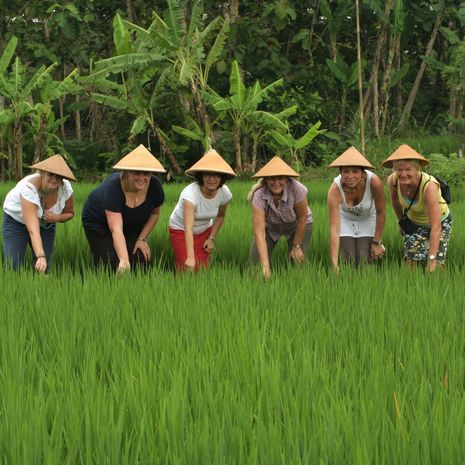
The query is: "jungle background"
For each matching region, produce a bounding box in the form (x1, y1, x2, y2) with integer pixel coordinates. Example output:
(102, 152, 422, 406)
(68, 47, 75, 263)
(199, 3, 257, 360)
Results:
(1, 0, 465, 183)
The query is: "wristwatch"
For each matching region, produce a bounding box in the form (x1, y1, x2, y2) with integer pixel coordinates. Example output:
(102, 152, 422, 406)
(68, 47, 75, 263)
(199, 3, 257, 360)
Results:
(293, 244, 301, 249)
(372, 239, 383, 246)
(428, 254, 437, 261)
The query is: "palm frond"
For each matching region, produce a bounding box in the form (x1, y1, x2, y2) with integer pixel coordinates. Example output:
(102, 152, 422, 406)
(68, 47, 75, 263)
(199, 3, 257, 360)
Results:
(0, 36, 18, 76)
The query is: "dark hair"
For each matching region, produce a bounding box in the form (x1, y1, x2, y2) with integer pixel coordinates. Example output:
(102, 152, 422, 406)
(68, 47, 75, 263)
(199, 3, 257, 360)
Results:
(339, 166, 365, 173)
(194, 172, 227, 188)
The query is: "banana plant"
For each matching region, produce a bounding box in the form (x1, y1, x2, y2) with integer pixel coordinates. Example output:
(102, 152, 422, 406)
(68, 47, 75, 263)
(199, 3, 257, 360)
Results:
(203, 60, 285, 172)
(326, 54, 363, 131)
(268, 121, 326, 171)
(0, 36, 59, 179)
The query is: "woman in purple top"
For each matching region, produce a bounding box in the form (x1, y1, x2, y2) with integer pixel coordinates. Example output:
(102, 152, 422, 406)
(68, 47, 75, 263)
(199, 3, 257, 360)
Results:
(248, 156, 313, 278)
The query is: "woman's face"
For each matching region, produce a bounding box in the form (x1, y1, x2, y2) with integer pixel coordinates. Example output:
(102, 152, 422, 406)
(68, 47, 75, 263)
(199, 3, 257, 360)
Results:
(394, 161, 420, 185)
(266, 176, 288, 196)
(41, 171, 63, 191)
(340, 167, 363, 188)
(202, 173, 222, 192)
(127, 171, 151, 191)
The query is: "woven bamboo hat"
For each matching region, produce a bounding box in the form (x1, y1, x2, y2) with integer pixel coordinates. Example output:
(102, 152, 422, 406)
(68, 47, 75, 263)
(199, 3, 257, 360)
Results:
(185, 149, 236, 178)
(381, 144, 430, 168)
(113, 144, 166, 173)
(30, 155, 77, 181)
(252, 156, 299, 178)
(327, 146, 374, 169)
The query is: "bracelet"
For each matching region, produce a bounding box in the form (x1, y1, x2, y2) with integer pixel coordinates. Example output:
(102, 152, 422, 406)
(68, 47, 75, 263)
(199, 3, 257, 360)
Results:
(36, 255, 46, 259)
(208, 235, 215, 241)
(136, 237, 147, 242)
(372, 240, 383, 246)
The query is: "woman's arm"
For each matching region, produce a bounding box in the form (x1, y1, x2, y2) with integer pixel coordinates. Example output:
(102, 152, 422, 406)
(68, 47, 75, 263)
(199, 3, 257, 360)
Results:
(386, 174, 403, 220)
(252, 205, 270, 277)
(288, 198, 308, 264)
(105, 210, 130, 273)
(132, 206, 161, 262)
(43, 196, 75, 223)
(21, 196, 47, 273)
(183, 200, 196, 269)
(203, 203, 229, 253)
(424, 182, 442, 272)
(370, 175, 386, 259)
(327, 184, 341, 272)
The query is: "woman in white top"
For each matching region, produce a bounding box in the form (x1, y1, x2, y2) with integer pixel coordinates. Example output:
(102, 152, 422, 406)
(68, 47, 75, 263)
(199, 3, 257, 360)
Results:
(327, 147, 386, 273)
(2, 155, 76, 273)
(169, 150, 236, 271)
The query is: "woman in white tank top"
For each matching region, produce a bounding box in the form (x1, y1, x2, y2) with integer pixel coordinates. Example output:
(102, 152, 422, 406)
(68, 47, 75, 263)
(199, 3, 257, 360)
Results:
(327, 147, 386, 273)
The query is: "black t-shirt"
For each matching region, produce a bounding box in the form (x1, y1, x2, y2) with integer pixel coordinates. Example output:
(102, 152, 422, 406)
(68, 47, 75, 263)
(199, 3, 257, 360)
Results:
(82, 172, 165, 235)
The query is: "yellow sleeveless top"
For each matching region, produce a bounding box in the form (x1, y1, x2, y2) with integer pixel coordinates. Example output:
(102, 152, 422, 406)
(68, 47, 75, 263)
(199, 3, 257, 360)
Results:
(394, 172, 449, 225)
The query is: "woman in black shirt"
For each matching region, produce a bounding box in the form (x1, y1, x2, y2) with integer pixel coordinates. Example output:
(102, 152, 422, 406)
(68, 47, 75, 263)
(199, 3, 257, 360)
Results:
(82, 145, 165, 273)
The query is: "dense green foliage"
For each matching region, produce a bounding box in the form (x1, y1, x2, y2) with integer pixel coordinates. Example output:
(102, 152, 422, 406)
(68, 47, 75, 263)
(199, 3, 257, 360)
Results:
(1, 180, 465, 464)
(2, 1, 465, 180)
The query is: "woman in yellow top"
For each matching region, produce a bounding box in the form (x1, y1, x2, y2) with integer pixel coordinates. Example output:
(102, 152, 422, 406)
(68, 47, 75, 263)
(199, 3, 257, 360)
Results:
(383, 144, 452, 272)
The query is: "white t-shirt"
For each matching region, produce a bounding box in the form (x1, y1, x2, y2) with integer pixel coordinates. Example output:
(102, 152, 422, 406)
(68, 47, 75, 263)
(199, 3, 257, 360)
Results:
(334, 170, 376, 237)
(3, 174, 73, 224)
(169, 182, 232, 234)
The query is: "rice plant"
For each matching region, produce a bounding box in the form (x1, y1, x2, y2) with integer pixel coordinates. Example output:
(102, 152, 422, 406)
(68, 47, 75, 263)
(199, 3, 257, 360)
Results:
(0, 179, 464, 464)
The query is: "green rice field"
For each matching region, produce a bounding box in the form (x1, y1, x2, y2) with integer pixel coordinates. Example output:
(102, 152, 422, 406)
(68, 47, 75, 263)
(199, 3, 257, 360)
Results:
(1, 179, 465, 464)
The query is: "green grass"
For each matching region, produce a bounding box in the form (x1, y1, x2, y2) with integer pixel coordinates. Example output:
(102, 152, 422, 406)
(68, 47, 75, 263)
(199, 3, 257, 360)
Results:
(1, 180, 465, 464)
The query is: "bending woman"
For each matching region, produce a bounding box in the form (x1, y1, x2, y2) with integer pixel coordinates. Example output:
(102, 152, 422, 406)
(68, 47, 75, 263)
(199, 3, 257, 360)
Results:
(82, 145, 165, 273)
(327, 147, 386, 272)
(169, 149, 236, 271)
(383, 144, 452, 272)
(2, 155, 76, 273)
(248, 156, 313, 278)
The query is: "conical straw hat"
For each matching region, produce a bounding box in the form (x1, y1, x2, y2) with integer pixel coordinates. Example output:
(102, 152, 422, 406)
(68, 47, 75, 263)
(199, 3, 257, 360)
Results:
(113, 144, 166, 173)
(327, 146, 374, 169)
(381, 144, 430, 168)
(252, 156, 299, 178)
(30, 155, 77, 181)
(185, 149, 236, 178)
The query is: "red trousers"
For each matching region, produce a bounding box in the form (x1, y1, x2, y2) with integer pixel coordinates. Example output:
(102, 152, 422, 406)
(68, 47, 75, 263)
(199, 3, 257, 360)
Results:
(169, 227, 212, 271)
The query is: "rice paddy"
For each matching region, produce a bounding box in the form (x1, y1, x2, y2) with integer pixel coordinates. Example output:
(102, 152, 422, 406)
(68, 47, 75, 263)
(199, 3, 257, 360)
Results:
(1, 179, 465, 465)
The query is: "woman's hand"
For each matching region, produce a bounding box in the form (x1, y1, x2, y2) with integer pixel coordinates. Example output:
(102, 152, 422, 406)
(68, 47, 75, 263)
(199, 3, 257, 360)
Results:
(117, 258, 131, 275)
(262, 264, 271, 279)
(371, 243, 385, 260)
(202, 237, 215, 253)
(184, 256, 196, 270)
(427, 258, 437, 273)
(42, 210, 61, 223)
(35, 256, 47, 273)
(133, 239, 151, 262)
(289, 246, 305, 264)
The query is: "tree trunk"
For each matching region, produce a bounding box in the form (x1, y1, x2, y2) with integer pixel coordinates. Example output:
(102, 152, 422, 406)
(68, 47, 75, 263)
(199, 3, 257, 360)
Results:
(362, 0, 393, 129)
(251, 137, 258, 172)
(380, 35, 399, 136)
(229, 0, 239, 23)
(151, 124, 182, 173)
(33, 115, 48, 164)
(190, 79, 215, 143)
(355, 0, 365, 153)
(125, 0, 136, 22)
(75, 94, 82, 141)
(234, 125, 242, 173)
(307, 0, 320, 65)
(398, 13, 442, 131)
(14, 123, 23, 181)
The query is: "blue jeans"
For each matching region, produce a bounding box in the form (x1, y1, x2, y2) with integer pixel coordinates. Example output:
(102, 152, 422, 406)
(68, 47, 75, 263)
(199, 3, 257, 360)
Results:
(2, 213, 56, 271)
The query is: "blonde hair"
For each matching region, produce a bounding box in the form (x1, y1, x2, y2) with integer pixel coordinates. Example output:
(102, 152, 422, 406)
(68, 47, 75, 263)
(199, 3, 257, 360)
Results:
(392, 159, 421, 170)
(247, 178, 266, 202)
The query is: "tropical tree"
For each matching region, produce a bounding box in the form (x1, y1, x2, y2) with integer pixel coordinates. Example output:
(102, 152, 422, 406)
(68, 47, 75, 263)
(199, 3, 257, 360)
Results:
(203, 60, 286, 173)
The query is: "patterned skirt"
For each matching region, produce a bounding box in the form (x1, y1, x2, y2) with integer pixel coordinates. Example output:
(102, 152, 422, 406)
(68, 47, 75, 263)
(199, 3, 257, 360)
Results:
(404, 214, 452, 264)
